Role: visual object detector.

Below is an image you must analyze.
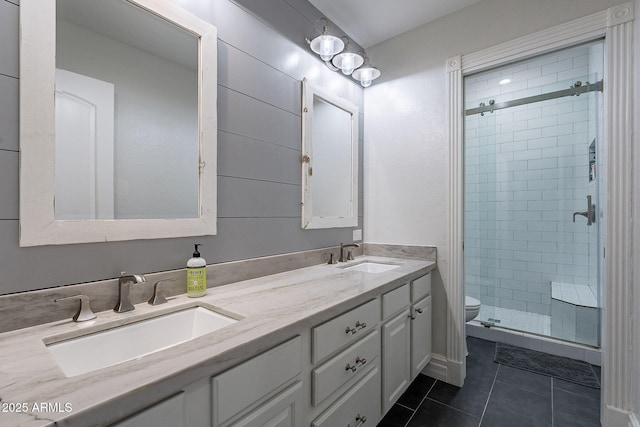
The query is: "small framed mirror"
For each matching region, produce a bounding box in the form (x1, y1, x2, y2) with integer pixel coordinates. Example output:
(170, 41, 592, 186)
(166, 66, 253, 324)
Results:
(19, 0, 217, 246)
(301, 79, 359, 229)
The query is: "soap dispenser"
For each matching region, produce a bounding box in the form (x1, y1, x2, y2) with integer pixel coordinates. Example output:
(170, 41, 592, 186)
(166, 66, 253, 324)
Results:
(187, 244, 207, 297)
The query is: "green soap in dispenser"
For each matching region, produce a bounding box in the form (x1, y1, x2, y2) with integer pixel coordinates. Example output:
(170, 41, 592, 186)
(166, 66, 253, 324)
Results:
(187, 244, 207, 297)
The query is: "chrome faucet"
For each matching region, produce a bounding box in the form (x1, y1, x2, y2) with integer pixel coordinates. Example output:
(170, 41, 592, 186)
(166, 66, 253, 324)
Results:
(114, 272, 146, 313)
(339, 243, 360, 262)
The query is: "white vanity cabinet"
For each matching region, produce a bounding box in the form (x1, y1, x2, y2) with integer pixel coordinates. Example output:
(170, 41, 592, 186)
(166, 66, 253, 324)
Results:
(103, 267, 434, 427)
(381, 273, 432, 412)
(212, 336, 303, 427)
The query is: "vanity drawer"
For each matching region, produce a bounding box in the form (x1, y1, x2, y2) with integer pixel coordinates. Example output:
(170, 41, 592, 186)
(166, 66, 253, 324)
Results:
(312, 330, 380, 406)
(212, 336, 302, 426)
(382, 283, 410, 319)
(311, 366, 381, 427)
(312, 299, 379, 363)
(411, 273, 431, 302)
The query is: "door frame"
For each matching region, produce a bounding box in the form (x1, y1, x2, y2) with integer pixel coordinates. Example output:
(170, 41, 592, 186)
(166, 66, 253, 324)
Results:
(446, 3, 635, 425)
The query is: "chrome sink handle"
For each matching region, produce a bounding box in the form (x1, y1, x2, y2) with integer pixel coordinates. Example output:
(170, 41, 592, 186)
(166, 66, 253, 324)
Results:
(55, 295, 96, 322)
(148, 277, 177, 305)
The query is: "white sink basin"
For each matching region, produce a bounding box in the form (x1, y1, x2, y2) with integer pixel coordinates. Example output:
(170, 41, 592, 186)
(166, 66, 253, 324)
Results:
(46, 306, 238, 377)
(343, 261, 401, 273)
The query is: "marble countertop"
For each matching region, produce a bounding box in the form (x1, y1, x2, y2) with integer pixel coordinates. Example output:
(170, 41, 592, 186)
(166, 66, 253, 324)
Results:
(0, 256, 435, 427)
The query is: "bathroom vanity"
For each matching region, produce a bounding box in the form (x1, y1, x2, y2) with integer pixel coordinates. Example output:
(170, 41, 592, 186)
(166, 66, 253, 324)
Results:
(0, 256, 434, 426)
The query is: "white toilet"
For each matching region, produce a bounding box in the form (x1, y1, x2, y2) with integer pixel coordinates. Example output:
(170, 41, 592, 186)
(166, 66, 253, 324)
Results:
(464, 296, 481, 356)
(465, 296, 481, 322)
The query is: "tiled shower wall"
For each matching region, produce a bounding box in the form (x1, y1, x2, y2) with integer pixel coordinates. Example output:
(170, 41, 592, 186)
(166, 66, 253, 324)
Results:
(464, 41, 603, 316)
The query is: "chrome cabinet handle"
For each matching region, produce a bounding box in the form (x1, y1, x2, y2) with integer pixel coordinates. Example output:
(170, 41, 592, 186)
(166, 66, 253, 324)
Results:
(345, 363, 357, 373)
(345, 326, 357, 335)
(410, 307, 424, 320)
(355, 356, 367, 366)
(356, 414, 368, 425)
(355, 321, 367, 330)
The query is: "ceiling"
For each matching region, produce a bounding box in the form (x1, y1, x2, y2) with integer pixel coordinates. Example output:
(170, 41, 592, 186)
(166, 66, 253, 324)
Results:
(308, 0, 483, 48)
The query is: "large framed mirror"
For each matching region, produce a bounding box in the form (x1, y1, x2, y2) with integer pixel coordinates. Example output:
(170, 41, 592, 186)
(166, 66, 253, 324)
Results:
(301, 79, 359, 229)
(19, 0, 217, 246)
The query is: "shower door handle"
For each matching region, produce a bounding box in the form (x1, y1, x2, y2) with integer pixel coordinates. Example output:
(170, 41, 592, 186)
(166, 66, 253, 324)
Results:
(573, 195, 596, 226)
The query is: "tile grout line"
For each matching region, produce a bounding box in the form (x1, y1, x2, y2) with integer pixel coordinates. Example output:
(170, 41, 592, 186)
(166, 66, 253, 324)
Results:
(478, 363, 501, 426)
(395, 402, 414, 411)
(551, 377, 554, 427)
(402, 379, 438, 427)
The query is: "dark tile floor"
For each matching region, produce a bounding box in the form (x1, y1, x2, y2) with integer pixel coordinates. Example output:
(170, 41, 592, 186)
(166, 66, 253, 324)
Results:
(377, 337, 601, 427)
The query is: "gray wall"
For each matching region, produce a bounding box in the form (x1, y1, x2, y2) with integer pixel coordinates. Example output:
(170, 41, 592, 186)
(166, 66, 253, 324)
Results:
(0, 0, 364, 295)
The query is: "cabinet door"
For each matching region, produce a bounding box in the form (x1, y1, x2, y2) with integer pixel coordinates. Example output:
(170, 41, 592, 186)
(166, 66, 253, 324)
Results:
(231, 382, 302, 427)
(382, 309, 411, 413)
(111, 393, 185, 427)
(411, 295, 432, 379)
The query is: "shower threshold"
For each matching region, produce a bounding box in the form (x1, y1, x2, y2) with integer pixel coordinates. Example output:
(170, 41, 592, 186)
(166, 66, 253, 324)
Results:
(477, 305, 550, 336)
(474, 304, 601, 348)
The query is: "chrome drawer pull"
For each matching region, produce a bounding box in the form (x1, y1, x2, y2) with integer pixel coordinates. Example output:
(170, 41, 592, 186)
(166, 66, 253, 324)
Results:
(355, 357, 367, 366)
(345, 363, 357, 373)
(416, 307, 423, 314)
(345, 326, 358, 335)
(355, 321, 367, 330)
(356, 414, 367, 425)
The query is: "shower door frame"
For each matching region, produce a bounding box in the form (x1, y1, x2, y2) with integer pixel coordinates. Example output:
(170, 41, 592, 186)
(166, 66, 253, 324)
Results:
(445, 2, 635, 425)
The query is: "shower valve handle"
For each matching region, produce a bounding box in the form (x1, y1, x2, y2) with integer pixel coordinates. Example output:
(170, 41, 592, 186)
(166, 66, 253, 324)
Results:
(573, 195, 595, 226)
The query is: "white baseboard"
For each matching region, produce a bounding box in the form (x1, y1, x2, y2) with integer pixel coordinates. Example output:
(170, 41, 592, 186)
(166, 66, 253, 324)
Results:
(602, 404, 634, 427)
(447, 358, 464, 387)
(421, 354, 447, 382)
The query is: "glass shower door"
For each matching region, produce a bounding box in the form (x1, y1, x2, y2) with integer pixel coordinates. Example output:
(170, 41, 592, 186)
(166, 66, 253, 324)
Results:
(463, 41, 604, 347)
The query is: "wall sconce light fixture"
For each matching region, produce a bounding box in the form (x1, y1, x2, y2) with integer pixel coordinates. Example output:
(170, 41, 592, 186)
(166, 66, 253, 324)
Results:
(351, 56, 381, 88)
(307, 19, 344, 61)
(331, 39, 364, 76)
(306, 19, 381, 87)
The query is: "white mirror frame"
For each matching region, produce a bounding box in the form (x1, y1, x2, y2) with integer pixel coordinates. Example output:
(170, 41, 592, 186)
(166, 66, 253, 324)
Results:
(19, 0, 217, 247)
(301, 78, 359, 229)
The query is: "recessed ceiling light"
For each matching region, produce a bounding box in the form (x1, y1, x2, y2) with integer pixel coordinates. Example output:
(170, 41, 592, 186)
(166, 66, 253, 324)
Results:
(499, 78, 512, 85)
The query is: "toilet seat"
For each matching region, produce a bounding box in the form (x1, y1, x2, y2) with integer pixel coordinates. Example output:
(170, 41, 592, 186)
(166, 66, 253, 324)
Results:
(465, 296, 481, 310)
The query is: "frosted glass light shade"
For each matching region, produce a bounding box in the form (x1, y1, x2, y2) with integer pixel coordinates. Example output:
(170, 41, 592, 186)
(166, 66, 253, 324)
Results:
(332, 51, 364, 75)
(352, 66, 380, 87)
(310, 34, 344, 61)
